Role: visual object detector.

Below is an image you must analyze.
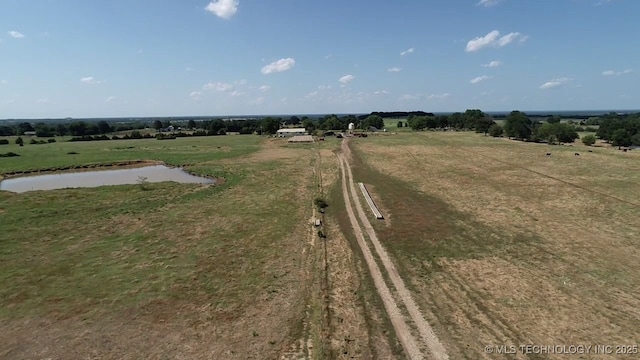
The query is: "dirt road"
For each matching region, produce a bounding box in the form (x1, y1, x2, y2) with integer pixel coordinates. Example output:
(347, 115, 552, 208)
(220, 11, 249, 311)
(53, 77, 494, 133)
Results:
(338, 139, 449, 360)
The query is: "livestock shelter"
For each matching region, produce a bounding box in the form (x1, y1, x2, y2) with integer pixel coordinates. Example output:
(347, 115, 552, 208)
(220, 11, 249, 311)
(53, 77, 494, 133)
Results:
(276, 128, 307, 138)
(287, 135, 314, 143)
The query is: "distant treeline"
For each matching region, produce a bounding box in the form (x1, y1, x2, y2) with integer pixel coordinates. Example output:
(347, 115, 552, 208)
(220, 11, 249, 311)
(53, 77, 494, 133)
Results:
(2, 111, 639, 147)
(363, 111, 434, 119)
(403, 110, 640, 147)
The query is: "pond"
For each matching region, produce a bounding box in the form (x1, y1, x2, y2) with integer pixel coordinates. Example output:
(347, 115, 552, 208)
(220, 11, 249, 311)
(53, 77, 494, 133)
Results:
(0, 165, 215, 193)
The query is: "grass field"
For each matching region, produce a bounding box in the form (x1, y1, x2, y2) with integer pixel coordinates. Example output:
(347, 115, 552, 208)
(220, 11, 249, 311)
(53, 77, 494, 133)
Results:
(344, 129, 640, 359)
(0, 135, 344, 359)
(3, 130, 639, 359)
(0, 136, 261, 174)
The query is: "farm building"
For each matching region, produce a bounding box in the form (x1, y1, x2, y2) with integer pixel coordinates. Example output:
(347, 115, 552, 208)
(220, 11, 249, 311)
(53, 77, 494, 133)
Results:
(287, 135, 314, 143)
(276, 128, 307, 137)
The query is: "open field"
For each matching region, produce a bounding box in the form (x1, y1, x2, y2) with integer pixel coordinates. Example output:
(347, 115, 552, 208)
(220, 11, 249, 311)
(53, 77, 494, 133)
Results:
(343, 130, 640, 359)
(0, 135, 375, 359)
(3, 130, 639, 359)
(0, 136, 261, 174)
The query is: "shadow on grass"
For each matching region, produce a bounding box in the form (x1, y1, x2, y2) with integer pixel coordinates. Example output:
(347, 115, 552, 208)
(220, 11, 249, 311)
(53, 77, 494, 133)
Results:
(348, 142, 540, 276)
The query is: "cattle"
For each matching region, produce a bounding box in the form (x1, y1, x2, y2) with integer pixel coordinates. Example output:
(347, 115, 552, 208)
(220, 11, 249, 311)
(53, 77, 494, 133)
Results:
(623, 149, 628, 152)
(546, 152, 551, 156)
(588, 150, 593, 153)
(575, 153, 580, 156)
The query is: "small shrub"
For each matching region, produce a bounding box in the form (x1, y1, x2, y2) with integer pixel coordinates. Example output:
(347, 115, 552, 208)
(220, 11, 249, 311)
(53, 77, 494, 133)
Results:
(0, 152, 20, 157)
(488, 124, 504, 137)
(582, 134, 596, 146)
(0, 139, 8, 145)
(137, 176, 149, 190)
(317, 230, 326, 238)
(47, 138, 56, 143)
(15, 137, 23, 146)
(314, 197, 328, 209)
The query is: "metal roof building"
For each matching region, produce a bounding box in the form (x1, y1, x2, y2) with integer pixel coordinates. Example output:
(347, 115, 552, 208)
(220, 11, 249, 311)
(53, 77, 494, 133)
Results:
(276, 128, 307, 137)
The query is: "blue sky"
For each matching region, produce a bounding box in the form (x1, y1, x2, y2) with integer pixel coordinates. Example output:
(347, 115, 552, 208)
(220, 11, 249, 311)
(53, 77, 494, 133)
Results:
(0, 0, 638, 118)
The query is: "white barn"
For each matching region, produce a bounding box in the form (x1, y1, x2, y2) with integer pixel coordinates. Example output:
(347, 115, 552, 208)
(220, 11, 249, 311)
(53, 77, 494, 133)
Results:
(276, 128, 307, 138)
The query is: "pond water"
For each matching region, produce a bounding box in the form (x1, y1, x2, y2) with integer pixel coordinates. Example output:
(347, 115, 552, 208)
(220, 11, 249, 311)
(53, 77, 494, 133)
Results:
(0, 165, 214, 193)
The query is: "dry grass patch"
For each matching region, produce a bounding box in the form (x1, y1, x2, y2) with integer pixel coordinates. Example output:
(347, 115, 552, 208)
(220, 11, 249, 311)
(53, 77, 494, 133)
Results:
(345, 132, 640, 358)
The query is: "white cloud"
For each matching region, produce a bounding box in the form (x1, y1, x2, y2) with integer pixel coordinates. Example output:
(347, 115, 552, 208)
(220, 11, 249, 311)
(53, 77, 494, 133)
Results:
(261, 58, 295, 74)
(602, 69, 632, 76)
(318, 85, 333, 90)
(249, 96, 265, 105)
(258, 85, 271, 92)
(465, 30, 527, 52)
(324, 54, 332, 59)
(400, 94, 421, 100)
(203, 82, 233, 91)
(482, 60, 502, 67)
(539, 77, 570, 89)
(230, 90, 244, 97)
(497, 32, 524, 46)
(374, 90, 390, 95)
(205, 0, 239, 19)
(0, 80, 7, 84)
(8, 31, 25, 38)
(105, 96, 116, 103)
(80, 76, 102, 84)
(427, 93, 451, 100)
(387, 67, 402, 72)
(281, 97, 288, 102)
(470, 75, 493, 84)
(477, 0, 504, 6)
(338, 74, 355, 84)
(190, 91, 203, 98)
(400, 47, 415, 56)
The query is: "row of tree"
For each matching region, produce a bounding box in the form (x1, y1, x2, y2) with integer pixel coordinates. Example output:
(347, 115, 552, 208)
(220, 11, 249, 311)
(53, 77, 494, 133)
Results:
(0, 121, 144, 137)
(405, 109, 494, 133)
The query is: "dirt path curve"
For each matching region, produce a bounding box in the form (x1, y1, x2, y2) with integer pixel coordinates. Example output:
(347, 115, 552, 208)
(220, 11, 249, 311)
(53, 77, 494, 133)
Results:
(340, 139, 449, 360)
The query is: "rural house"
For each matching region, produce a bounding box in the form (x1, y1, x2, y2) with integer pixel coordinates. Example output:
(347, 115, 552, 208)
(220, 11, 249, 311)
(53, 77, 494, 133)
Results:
(276, 128, 307, 138)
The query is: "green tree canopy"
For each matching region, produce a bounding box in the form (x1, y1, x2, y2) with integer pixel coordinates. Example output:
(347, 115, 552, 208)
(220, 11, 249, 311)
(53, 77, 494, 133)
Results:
(611, 129, 632, 148)
(582, 134, 596, 146)
(504, 111, 532, 140)
(546, 115, 561, 124)
(260, 117, 281, 135)
(488, 124, 504, 137)
(362, 115, 384, 130)
(407, 116, 428, 131)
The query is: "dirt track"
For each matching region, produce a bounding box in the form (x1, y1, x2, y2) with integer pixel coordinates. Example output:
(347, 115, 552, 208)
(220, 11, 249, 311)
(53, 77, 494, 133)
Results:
(338, 139, 449, 360)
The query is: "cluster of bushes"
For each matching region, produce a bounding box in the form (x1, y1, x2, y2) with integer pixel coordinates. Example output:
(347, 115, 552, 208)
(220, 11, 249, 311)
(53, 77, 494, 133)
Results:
(595, 114, 640, 147)
(0, 139, 9, 145)
(156, 133, 176, 140)
(0, 152, 19, 157)
(575, 126, 598, 132)
(29, 138, 56, 145)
